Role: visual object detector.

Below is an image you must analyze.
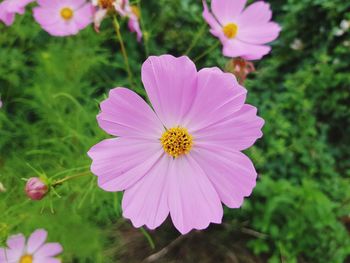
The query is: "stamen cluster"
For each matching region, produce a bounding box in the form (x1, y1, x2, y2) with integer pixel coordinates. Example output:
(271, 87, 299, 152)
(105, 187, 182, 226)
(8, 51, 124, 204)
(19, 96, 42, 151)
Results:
(160, 127, 193, 158)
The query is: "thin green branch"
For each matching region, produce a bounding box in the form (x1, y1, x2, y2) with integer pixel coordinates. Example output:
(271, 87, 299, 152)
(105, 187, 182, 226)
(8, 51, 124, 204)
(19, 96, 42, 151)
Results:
(112, 15, 135, 89)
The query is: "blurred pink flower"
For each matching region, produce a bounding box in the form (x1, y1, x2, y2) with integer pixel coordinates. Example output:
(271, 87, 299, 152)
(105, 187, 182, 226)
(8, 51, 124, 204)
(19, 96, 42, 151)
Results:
(88, 55, 264, 234)
(25, 177, 48, 201)
(202, 0, 281, 60)
(0, 229, 62, 263)
(33, 0, 93, 37)
(92, 0, 142, 41)
(0, 0, 34, 26)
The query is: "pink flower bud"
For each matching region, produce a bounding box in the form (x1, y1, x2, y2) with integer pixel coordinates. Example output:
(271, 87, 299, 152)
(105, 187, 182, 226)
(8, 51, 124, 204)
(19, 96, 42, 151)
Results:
(25, 177, 49, 200)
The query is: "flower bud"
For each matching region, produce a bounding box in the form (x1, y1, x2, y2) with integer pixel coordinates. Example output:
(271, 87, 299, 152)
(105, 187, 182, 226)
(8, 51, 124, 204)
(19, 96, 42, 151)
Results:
(226, 58, 255, 85)
(25, 177, 49, 200)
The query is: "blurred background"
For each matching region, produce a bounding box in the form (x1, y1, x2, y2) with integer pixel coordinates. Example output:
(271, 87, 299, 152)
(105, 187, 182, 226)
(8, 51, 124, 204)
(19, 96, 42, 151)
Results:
(0, 0, 350, 262)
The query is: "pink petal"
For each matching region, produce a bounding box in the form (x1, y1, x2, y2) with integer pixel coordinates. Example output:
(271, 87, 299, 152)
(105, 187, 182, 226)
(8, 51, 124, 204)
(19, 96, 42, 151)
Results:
(191, 146, 257, 208)
(5, 234, 25, 261)
(27, 229, 48, 254)
(168, 156, 223, 234)
(141, 55, 198, 128)
(68, 0, 86, 9)
(237, 22, 281, 45)
(193, 104, 264, 151)
(97, 88, 163, 139)
(0, 8, 15, 26)
(5, 0, 34, 14)
(211, 0, 247, 24)
(34, 258, 61, 263)
(128, 16, 142, 42)
(0, 248, 6, 261)
(202, 0, 224, 40)
(88, 138, 164, 192)
(34, 243, 62, 258)
(33, 6, 61, 27)
(37, 0, 61, 7)
(237, 1, 273, 27)
(222, 39, 271, 60)
(93, 8, 107, 30)
(184, 67, 246, 132)
(122, 154, 170, 230)
(0, 1, 15, 26)
(73, 3, 93, 29)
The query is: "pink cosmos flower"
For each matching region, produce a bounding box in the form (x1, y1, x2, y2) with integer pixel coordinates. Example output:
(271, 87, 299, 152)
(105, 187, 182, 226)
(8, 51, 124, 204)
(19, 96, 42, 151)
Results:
(33, 0, 93, 37)
(92, 0, 142, 41)
(0, 229, 63, 263)
(0, 0, 34, 26)
(203, 0, 281, 60)
(88, 55, 264, 234)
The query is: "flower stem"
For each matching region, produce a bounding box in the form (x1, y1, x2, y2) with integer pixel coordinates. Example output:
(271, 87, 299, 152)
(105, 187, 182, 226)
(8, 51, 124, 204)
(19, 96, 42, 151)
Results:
(52, 171, 90, 187)
(112, 15, 134, 89)
(185, 24, 207, 56)
(137, 1, 150, 57)
(193, 41, 221, 62)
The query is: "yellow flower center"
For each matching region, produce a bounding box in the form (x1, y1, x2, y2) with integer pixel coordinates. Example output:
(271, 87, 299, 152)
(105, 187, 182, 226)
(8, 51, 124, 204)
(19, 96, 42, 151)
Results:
(20, 255, 33, 263)
(160, 127, 193, 158)
(98, 0, 115, 9)
(60, 7, 74, 20)
(223, 23, 238, 39)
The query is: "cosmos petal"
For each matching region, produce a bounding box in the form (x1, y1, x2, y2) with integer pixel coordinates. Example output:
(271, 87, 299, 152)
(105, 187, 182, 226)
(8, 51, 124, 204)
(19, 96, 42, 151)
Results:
(5, 234, 25, 261)
(193, 104, 264, 151)
(141, 55, 198, 128)
(27, 229, 48, 254)
(184, 67, 246, 132)
(192, 146, 257, 208)
(88, 138, 164, 192)
(237, 1, 273, 26)
(122, 155, 170, 230)
(211, 0, 247, 24)
(97, 88, 163, 139)
(202, 0, 224, 40)
(34, 243, 63, 258)
(0, 248, 6, 262)
(33, 258, 61, 263)
(237, 22, 281, 45)
(223, 40, 271, 60)
(168, 156, 223, 234)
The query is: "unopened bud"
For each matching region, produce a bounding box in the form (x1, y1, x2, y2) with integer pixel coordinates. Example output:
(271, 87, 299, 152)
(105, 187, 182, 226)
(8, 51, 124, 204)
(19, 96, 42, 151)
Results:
(25, 177, 49, 200)
(226, 58, 255, 84)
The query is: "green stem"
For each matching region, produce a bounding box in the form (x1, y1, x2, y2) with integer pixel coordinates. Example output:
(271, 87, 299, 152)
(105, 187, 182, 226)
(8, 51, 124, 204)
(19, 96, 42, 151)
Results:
(140, 227, 155, 249)
(112, 15, 134, 89)
(193, 41, 221, 62)
(185, 24, 207, 56)
(137, 1, 150, 57)
(52, 171, 90, 187)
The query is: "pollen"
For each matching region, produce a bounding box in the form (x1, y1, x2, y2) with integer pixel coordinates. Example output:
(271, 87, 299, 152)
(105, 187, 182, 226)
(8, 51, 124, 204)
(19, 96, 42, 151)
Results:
(223, 23, 238, 39)
(60, 7, 74, 20)
(98, 0, 115, 9)
(20, 255, 33, 263)
(160, 127, 193, 158)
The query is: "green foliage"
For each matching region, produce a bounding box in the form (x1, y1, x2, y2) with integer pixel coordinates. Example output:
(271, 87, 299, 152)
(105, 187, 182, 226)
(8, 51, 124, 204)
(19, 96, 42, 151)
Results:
(0, 0, 350, 262)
